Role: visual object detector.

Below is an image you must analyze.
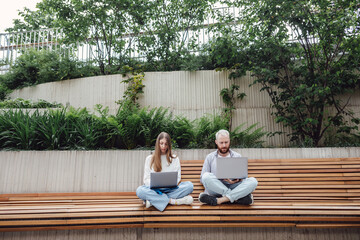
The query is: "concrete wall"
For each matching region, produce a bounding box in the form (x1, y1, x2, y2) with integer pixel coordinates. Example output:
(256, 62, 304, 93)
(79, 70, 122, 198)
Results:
(1, 225, 360, 240)
(1, 148, 359, 194)
(9, 70, 360, 147)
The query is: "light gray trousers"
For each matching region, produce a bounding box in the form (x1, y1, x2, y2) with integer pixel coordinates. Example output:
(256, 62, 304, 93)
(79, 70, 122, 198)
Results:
(201, 172, 258, 202)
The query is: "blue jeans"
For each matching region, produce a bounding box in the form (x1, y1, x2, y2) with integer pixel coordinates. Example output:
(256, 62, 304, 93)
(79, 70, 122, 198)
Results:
(201, 172, 258, 202)
(136, 181, 193, 211)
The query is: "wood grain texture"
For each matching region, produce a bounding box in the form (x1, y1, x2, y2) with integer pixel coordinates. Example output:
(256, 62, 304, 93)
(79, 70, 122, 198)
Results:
(0, 157, 359, 232)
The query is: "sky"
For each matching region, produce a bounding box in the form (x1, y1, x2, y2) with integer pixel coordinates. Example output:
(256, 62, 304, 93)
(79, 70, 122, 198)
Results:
(0, 0, 42, 33)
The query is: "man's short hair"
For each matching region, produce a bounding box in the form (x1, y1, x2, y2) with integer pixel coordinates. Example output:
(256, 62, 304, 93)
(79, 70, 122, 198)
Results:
(216, 129, 230, 140)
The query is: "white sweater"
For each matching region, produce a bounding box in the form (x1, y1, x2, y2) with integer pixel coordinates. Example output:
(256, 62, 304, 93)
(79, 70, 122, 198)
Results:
(143, 154, 181, 186)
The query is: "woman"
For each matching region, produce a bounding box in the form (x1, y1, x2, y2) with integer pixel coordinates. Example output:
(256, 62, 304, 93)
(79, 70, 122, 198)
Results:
(136, 132, 194, 211)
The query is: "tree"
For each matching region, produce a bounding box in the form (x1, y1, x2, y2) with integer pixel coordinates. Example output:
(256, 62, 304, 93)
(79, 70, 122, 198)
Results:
(5, 7, 55, 32)
(137, 0, 215, 71)
(8, 0, 150, 75)
(217, 0, 360, 146)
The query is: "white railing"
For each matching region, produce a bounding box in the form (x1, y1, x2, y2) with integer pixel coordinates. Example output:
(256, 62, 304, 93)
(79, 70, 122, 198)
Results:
(0, 6, 243, 74)
(0, 28, 65, 74)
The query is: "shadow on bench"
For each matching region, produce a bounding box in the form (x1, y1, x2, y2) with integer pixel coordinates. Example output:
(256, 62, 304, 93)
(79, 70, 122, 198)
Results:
(1, 158, 360, 232)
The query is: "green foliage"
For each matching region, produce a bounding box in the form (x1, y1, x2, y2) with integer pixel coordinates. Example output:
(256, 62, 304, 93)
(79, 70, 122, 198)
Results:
(169, 116, 195, 148)
(115, 101, 142, 149)
(0, 49, 99, 91)
(178, 54, 213, 71)
(324, 132, 360, 147)
(192, 114, 229, 149)
(0, 98, 63, 109)
(6, 0, 217, 73)
(130, 0, 215, 71)
(220, 81, 246, 131)
(33, 108, 68, 150)
(0, 83, 10, 101)
(206, 36, 242, 69)
(117, 65, 146, 107)
(0, 103, 268, 150)
(0, 110, 37, 150)
(115, 102, 172, 149)
(231, 123, 266, 148)
(216, 0, 360, 146)
(5, 7, 55, 32)
(137, 107, 172, 147)
(28, 0, 151, 74)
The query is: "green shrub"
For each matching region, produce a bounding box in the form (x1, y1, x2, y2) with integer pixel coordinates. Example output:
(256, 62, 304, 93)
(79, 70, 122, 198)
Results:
(324, 131, 360, 147)
(205, 36, 243, 69)
(0, 103, 268, 150)
(1, 49, 99, 91)
(231, 123, 267, 148)
(0, 98, 63, 109)
(0, 83, 10, 101)
(33, 108, 68, 150)
(192, 114, 229, 148)
(0, 110, 37, 150)
(169, 116, 195, 148)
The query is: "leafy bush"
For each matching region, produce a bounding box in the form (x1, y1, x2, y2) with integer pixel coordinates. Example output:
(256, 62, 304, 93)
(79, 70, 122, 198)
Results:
(178, 53, 213, 71)
(324, 129, 360, 147)
(205, 36, 243, 69)
(115, 102, 173, 149)
(0, 83, 10, 101)
(33, 108, 68, 150)
(169, 116, 195, 148)
(0, 98, 63, 109)
(0, 110, 37, 150)
(0, 103, 268, 150)
(1, 49, 99, 91)
(192, 114, 229, 149)
(231, 123, 267, 148)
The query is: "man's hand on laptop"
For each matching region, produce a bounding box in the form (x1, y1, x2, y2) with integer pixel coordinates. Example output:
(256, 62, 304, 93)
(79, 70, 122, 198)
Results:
(224, 179, 241, 184)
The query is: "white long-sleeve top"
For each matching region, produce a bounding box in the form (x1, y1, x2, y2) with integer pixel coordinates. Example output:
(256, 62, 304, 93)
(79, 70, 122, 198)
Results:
(143, 154, 181, 186)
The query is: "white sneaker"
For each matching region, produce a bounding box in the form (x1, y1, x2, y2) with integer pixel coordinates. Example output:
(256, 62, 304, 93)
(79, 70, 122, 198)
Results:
(175, 195, 193, 205)
(145, 200, 152, 208)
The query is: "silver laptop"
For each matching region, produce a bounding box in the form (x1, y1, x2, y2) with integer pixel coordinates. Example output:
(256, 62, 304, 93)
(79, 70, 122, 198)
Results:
(150, 171, 178, 188)
(215, 157, 248, 179)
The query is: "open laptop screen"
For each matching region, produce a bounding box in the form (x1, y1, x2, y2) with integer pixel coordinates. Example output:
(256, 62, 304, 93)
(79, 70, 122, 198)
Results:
(150, 171, 178, 188)
(215, 157, 248, 179)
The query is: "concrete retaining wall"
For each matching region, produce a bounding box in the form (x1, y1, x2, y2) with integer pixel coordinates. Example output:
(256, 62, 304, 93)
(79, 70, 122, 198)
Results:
(1, 148, 359, 194)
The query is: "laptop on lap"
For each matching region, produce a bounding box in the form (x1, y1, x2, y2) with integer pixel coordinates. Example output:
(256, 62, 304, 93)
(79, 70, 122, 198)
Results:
(215, 157, 248, 179)
(150, 171, 178, 188)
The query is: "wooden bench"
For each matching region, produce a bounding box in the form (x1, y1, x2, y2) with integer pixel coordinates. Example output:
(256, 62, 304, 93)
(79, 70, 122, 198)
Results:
(1, 157, 359, 232)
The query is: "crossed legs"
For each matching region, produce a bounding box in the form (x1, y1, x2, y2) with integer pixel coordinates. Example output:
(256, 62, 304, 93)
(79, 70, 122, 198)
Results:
(136, 181, 193, 211)
(200, 172, 258, 205)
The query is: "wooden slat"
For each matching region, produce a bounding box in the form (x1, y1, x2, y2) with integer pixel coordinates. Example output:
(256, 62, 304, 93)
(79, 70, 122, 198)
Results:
(0, 217, 144, 227)
(144, 223, 296, 228)
(0, 157, 359, 232)
(0, 224, 144, 232)
(296, 223, 360, 228)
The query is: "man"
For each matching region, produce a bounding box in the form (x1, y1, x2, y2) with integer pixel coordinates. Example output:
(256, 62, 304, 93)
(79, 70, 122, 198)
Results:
(199, 129, 258, 206)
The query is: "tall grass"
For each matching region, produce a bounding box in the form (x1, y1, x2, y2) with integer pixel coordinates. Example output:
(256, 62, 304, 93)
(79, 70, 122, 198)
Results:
(0, 110, 37, 150)
(0, 104, 268, 150)
(34, 108, 68, 150)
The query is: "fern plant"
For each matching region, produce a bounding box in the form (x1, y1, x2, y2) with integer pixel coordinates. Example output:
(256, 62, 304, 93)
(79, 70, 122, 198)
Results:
(230, 123, 267, 148)
(193, 114, 229, 148)
(169, 116, 195, 148)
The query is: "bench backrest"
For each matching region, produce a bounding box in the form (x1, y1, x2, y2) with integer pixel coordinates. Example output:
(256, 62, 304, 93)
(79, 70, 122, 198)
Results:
(181, 158, 360, 201)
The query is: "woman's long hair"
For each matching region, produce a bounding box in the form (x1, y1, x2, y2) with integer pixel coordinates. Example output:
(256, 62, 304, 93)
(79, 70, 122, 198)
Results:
(150, 132, 176, 172)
